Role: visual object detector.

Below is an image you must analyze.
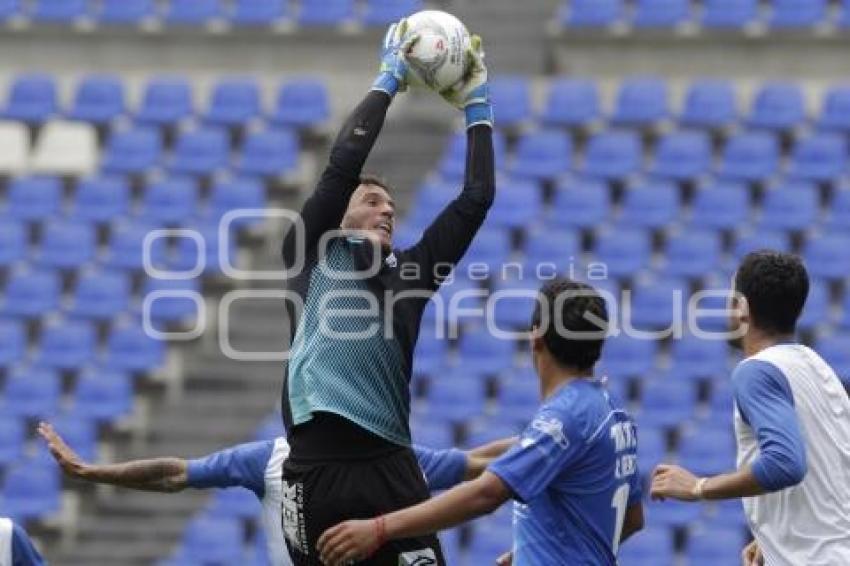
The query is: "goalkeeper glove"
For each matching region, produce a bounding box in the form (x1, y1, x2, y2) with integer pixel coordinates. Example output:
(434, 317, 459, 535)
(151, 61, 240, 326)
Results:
(439, 35, 493, 128)
(372, 19, 418, 97)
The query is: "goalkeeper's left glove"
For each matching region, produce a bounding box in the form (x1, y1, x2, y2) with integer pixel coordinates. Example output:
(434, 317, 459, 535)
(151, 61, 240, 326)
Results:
(372, 19, 418, 97)
(439, 35, 493, 129)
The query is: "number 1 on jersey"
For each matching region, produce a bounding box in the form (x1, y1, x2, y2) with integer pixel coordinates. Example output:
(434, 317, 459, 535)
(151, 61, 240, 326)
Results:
(611, 483, 630, 554)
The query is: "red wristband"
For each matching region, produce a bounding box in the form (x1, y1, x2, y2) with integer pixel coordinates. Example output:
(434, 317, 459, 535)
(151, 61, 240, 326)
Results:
(368, 515, 387, 557)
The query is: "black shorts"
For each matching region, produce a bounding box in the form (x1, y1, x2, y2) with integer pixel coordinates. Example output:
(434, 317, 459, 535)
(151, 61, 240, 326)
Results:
(282, 447, 445, 566)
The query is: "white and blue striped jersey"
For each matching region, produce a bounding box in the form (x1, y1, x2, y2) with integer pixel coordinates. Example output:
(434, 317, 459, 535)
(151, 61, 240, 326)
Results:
(733, 344, 850, 565)
(0, 518, 45, 566)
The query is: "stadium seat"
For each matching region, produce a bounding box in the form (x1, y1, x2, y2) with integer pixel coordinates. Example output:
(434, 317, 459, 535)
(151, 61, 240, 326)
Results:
(180, 517, 243, 564)
(759, 182, 820, 231)
(487, 179, 543, 229)
(732, 229, 791, 261)
(71, 176, 131, 223)
(31, 0, 86, 22)
(769, 0, 827, 29)
(142, 277, 201, 324)
(102, 126, 162, 175)
(438, 130, 506, 181)
(298, 0, 355, 26)
(0, 415, 24, 465)
(30, 120, 98, 176)
(636, 425, 667, 467)
(669, 334, 729, 380)
(522, 227, 581, 274)
(231, 0, 288, 25)
(165, 0, 223, 25)
(68, 75, 125, 124)
(171, 127, 229, 176)
(458, 327, 516, 375)
(34, 319, 96, 370)
(582, 131, 642, 180)
(456, 229, 511, 273)
(601, 335, 658, 378)
(637, 378, 698, 427)
(170, 223, 235, 274)
(803, 232, 850, 280)
(841, 0, 850, 27)
(410, 420, 454, 448)
(617, 526, 674, 565)
(748, 82, 806, 131)
(651, 130, 712, 181)
(612, 77, 669, 127)
(617, 181, 681, 229)
(412, 331, 447, 376)
(48, 413, 98, 462)
(0, 219, 27, 267)
(425, 375, 487, 421)
(646, 497, 702, 527)
(464, 417, 523, 449)
(1, 73, 57, 123)
(270, 78, 329, 128)
(690, 283, 736, 333)
(689, 182, 751, 230)
(206, 177, 267, 227)
(205, 78, 261, 126)
(490, 76, 532, 127)
(362, 0, 422, 26)
(633, 0, 690, 27)
(627, 277, 689, 331)
(97, 0, 155, 24)
(815, 334, 850, 385)
(491, 278, 540, 329)
(36, 219, 96, 269)
(496, 373, 540, 423)
(818, 84, 850, 132)
(826, 188, 850, 231)
(1, 367, 60, 419)
(718, 131, 779, 182)
(138, 177, 200, 225)
(0, 465, 60, 520)
(798, 278, 830, 330)
(541, 78, 600, 128)
(0, 0, 20, 21)
(69, 269, 131, 320)
(467, 520, 513, 563)
(662, 230, 723, 279)
(1, 268, 60, 318)
(103, 221, 168, 270)
(842, 293, 850, 330)
(0, 121, 29, 174)
(207, 488, 261, 519)
(788, 133, 848, 182)
(103, 322, 165, 372)
(237, 128, 299, 177)
(678, 425, 736, 476)
(701, 0, 758, 28)
(562, 0, 623, 27)
(137, 77, 193, 126)
(680, 79, 738, 129)
(509, 129, 572, 181)
(593, 228, 651, 279)
(685, 526, 748, 566)
(0, 319, 25, 368)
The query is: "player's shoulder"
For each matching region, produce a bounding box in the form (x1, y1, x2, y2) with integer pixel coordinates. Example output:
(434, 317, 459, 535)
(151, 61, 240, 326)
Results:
(541, 380, 613, 440)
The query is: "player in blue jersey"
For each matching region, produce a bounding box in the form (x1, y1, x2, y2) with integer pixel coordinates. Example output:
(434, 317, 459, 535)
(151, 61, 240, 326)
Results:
(37, 422, 513, 566)
(0, 518, 45, 566)
(317, 278, 645, 566)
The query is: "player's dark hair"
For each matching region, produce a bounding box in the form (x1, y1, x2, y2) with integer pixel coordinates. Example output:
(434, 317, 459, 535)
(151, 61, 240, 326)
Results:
(734, 250, 809, 335)
(531, 278, 608, 372)
(359, 173, 393, 195)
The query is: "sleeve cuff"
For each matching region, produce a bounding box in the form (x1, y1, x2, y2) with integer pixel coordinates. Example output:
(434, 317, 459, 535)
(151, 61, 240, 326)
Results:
(465, 102, 493, 129)
(185, 459, 205, 488)
(371, 73, 400, 97)
(487, 463, 527, 503)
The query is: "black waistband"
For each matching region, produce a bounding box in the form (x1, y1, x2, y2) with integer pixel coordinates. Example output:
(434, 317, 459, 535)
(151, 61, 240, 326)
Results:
(287, 412, 404, 463)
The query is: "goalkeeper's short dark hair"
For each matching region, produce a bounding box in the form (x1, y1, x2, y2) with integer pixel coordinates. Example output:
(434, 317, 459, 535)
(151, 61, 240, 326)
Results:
(359, 173, 393, 195)
(735, 250, 809, 335)
(531, 278, 608, 372)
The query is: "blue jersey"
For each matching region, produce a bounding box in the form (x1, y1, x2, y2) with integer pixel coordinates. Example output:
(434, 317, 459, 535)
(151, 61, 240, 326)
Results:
(412, 445, 467, 490)
(488, 379, 641, 566)
(0, 518, 45, 566)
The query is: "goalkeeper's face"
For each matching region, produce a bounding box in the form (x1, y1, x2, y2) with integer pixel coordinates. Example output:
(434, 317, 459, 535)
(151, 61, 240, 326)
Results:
(342, 183, 396, 252)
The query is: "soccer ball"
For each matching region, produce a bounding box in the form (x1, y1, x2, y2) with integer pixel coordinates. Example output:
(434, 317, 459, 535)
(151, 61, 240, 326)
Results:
(404, 10, 472, 93)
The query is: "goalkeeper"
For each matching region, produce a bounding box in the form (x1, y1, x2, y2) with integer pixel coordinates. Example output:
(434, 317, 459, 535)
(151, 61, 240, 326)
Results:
(278, 19, 495, 566)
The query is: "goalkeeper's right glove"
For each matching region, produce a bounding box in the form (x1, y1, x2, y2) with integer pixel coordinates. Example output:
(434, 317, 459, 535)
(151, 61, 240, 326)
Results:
(439, 35, 493, 129)
(372, 19, 419, 97)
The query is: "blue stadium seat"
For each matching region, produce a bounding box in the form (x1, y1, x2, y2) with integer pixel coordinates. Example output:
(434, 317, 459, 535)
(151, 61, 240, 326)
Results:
(6, 176, 62, 221)
(842, 292, 850, 331)
(841, 0, 850, 27)
(815, 334, 850, 385)
(458, 327, 515, 375)
(406, 181, 460, 230)
(522, 227, 581, 274)
(509, 129, 572, 181)
(1, 74, 57, 123)
(818, 84, 850, 132)
(69, 75, 125, 124)
(237, 128, 299, 177)
(205, 78, 260, 126)
(69, 269, 131, 320)
(541, 78, 600, 128)
(35, 319, 96, 370)
(617, 526, 674, 565)
(732, 229, 790, 261)
(662, 230, 722, 278)
(425, 375, 487, 422)
(206, 177, 267, 228)
(748, 82, 806, 131)
(103, 322, 165, 372)
(71, 176, 131, 223)
(0, 219, 27, 267)
(0, 0, 20, 21)
(769, 0, 827, 28)
(102, 126, 162, 175)
(31, 0, 85, 22)
(706, 377, 734, 419)
(680, 79, 737, 129)
(0, 465, 60, 520)
(1, 268, 60, 318)
(0, 319, 25, 368)
(104, 221, 167, 271)
(612, 77, 669, 127)
(803, 232, 850, 280)
(690, 283, 736, 333)
(0, 415, 24, 465)
(270, 78, 329, 128)
(637, 425, 667, 467)
(689, 182, 750, 230)
(298, 0, 354, 26)
(97, 0, 155, 24)
(562, 0, 623, 27)
(593, 228, 651, 279)
(491, 278, 539, 329)
(701, 0, 758, 28)
(464, 417, 523, 449)
(410, 419, 454, 448)
(601, 335, 658, 378)
(36, 219, 96, 269)
(165, 0, 222, 24)
(467, 521, 513, 563)
(423, 275, 483, 328)
(788, 133, 847, 182)
(181, 517, 243, 564)
(438, 130, 506, 181)
(456, 229, 511, 273)
(759, 182, 820, 232)
(685, 526, 747, 566)
(496, 373, 539, 423)
(798, 278, 830, 330)
(490, 76, 532, 127)
(169, 223, 236, 274)
(231, 0, 287, 25)
(651, 130, 711, 181)
(618, 181, 680, 229)
(487, 179, 543, 229)
(1, 367, 60, 419)
(634, 0, 690, 27)
(628, 277, 689, 331)
(826, 188, 850, 231)
(646, 497, 702, 528)
(137, 77, 193, 125)
(678, 425, 736, 476)
(412, 331, 447, 376)
(637, 378, 698, 426)
(718, 131, 779, 182)
(207, 488, 261, 519)
(48, 413, 98, 462)
(362, 0, 422, 26)
(669, 334, 729, 380)
(142, 277, 201, 324)
(582, 131, 642, 180)
(171, 127, 229, 176)
(139, 177, 199, 225)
